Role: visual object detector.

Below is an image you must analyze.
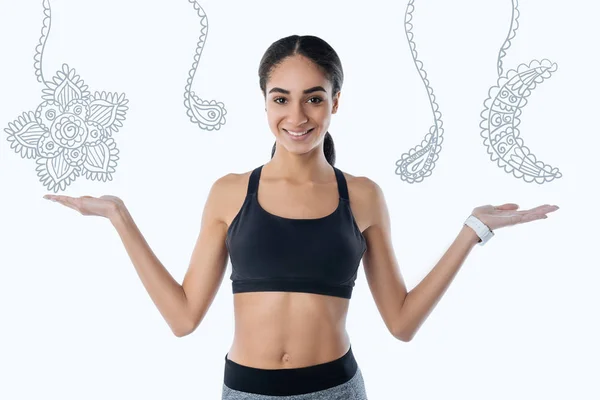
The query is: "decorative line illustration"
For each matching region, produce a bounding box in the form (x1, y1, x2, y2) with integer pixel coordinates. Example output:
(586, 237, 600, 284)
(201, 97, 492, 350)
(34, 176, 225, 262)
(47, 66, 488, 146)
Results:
(183, 0, 227, 130)
(33, 0, 50, 84)
(479, 0, 561, 183)
(4, 0, 128, 192)
(394, 0, 444, 183)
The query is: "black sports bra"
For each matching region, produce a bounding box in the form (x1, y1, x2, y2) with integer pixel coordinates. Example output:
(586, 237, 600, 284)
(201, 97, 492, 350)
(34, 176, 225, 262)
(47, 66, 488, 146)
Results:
(225, 164, 367, 299)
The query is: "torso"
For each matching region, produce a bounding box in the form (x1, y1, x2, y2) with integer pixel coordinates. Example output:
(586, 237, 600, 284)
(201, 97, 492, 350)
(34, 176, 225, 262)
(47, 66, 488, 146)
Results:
(221, 164, 371, 369)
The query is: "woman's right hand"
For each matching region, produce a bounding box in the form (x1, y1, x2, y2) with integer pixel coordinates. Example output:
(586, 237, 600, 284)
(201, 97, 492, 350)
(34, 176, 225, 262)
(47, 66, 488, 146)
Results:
(43, 194, 125, 220)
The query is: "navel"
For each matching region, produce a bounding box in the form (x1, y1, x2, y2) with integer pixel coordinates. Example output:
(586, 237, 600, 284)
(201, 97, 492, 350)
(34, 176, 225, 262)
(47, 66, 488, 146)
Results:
(281, 353, 292, 363)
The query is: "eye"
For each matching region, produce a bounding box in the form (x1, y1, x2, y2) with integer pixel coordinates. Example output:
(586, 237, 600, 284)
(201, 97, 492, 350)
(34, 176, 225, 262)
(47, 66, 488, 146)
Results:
(273, 96, 323, 105)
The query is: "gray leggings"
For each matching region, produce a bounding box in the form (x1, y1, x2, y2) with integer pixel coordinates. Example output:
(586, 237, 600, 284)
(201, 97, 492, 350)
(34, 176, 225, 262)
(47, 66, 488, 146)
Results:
(221, 345, 368, 399)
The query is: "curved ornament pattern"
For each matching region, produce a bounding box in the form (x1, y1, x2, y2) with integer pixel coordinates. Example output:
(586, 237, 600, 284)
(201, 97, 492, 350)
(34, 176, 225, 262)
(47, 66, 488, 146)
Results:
(496, 0, 520, 78)
(480, 0, 561, 183)
(4, 0, 128, 192)
(33, 0, 51, 84)
(395, 0, 444, 184)
(183, 1, 227, 131)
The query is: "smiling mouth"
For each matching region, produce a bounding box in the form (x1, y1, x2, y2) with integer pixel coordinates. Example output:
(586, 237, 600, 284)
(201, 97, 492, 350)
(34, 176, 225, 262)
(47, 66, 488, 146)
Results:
(284, 128, 314, 136)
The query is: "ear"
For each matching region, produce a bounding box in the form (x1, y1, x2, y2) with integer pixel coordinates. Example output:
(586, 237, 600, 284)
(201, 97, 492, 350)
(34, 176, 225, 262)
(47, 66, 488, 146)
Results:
(332, 91, 341, 114)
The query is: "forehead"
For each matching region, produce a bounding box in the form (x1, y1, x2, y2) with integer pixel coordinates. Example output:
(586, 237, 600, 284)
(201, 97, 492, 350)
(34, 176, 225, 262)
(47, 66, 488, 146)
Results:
(267, 55, 330, 93)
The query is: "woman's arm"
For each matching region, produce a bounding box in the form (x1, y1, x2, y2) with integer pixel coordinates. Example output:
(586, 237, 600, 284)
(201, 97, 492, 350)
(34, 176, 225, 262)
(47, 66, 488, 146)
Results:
(110, 206, 190, 337)
(44, 175, 232, 338)
(108, 175, 231, 337)
(394, 226, 479, 341)
(362, 181, 478, 342)
(361, 178, 558, 342)
(396, 202, 558, 341)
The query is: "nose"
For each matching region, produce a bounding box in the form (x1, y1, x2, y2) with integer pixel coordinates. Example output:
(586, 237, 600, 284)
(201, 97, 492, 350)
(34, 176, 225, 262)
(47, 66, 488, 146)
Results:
(287, 103, 309, 125)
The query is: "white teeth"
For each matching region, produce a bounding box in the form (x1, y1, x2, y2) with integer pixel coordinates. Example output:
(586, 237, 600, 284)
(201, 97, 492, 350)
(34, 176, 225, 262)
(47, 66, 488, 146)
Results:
(286, 129, 311, 136)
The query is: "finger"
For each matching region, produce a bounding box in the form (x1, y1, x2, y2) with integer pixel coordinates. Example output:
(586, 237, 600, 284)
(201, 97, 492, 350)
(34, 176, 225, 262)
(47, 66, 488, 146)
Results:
(516, 204, 559, 215)
(44, 194, 65, 202)
(57, 199, 80, 212)
(52, 196, 81, 212)
(44, 194, 66, 201)
(538, 204, 559, 211)
(542, 206, 560, 215)
(523, 213, 548, 222)
(47, 194, 74, 202)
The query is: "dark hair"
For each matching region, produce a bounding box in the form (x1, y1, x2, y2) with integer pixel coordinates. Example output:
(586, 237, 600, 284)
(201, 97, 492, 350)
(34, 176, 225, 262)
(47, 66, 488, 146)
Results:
(259, 35, 343, 166)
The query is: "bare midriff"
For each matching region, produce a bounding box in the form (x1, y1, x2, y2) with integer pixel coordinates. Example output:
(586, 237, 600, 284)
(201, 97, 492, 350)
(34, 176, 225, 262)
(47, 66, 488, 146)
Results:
(226, 291, 351, 369)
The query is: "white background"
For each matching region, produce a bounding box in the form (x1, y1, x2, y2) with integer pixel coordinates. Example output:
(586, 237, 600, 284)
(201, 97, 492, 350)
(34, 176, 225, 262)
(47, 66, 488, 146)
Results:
(1, 0, 598, 399)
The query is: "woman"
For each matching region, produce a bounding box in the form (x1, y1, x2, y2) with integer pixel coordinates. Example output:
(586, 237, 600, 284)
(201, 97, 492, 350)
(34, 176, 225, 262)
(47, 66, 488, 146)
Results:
(43, 35, 559, 399)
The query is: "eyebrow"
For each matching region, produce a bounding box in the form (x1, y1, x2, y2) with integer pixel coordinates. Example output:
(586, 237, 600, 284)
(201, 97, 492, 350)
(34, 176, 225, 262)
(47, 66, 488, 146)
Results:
(268, 86, 327, 95)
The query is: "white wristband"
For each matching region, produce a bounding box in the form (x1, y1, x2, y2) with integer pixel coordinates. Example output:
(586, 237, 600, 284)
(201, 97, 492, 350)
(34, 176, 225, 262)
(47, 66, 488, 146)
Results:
(464, 215, 494, 245)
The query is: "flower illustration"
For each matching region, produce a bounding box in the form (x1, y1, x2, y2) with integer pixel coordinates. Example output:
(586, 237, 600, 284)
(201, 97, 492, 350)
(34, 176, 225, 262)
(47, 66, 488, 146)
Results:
(5, 63, 128, 192)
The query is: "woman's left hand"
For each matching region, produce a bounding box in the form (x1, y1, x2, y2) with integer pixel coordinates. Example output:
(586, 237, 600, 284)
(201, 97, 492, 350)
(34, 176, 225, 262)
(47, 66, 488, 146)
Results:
(471, 203, 559, 231)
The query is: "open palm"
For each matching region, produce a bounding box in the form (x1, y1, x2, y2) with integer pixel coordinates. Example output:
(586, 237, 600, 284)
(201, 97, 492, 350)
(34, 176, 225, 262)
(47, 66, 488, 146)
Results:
(472, 203, 559, 231)
(43, 194, 124, 219)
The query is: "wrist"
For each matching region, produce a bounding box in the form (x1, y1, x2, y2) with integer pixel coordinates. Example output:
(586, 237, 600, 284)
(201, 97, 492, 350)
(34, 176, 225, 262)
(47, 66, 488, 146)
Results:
(109, 203, 130, 227)
(460, 224, 481, 247)
(463, 214, 494, 246)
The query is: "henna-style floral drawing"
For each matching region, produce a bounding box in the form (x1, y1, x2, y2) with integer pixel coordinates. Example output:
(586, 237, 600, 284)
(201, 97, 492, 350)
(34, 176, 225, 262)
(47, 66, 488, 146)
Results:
(479, 0, 561, 183)
(183, 0, 227, 131)
(4, 0, 128, 192)
(394, 0, 444, 184)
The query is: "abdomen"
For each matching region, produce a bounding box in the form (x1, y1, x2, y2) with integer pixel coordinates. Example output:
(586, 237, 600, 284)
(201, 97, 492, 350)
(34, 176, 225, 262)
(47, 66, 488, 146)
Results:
(227, 291, 351, 369)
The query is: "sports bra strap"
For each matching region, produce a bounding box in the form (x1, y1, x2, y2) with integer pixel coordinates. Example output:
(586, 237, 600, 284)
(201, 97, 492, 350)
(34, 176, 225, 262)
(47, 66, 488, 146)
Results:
(247, 165, 263, 196)
(247, 164, 349, 200)
(333, 166, 349, 201)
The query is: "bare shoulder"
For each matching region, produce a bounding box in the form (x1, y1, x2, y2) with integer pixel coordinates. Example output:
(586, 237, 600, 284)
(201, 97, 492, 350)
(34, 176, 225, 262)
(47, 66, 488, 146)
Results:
(341, 171, 381, 196)
(211, 169, 254, 227)
(212, 171, 246, 192)
(339, 170, 383, 232)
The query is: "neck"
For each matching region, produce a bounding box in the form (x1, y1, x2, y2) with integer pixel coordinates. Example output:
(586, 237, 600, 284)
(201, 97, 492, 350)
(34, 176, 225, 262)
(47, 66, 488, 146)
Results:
(267, 149, 332, 183)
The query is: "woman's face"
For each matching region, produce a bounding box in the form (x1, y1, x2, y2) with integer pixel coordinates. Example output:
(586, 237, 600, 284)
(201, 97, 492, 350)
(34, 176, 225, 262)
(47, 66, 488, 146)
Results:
(265, 54, 339, 156)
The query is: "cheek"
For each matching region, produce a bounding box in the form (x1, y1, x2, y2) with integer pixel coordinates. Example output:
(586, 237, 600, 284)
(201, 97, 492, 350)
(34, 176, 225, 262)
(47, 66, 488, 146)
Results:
(268, 114, 286, 128)
(269, 118, 281, 129)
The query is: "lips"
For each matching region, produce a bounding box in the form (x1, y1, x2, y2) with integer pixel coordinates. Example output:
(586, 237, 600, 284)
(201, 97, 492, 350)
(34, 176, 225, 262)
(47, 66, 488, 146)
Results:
(284, 128, 314, 135)
(283, 128, 315, 141)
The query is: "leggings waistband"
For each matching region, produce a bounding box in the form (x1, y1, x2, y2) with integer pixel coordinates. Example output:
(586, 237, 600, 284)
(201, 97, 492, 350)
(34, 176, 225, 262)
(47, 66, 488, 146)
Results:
(223, 345, 358, 396)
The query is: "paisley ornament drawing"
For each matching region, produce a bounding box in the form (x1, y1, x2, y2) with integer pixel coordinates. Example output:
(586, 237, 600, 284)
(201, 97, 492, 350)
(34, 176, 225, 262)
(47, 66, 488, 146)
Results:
(394, 0, 444, 184)
(480, 0, 561, 183)
(183, 0, 227, 130)
(4, 0, 128, 192)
